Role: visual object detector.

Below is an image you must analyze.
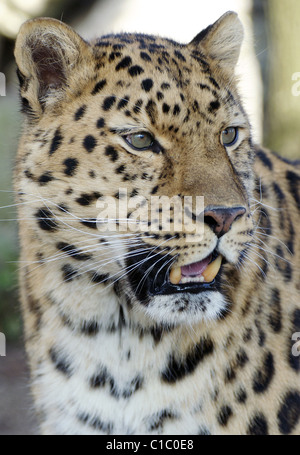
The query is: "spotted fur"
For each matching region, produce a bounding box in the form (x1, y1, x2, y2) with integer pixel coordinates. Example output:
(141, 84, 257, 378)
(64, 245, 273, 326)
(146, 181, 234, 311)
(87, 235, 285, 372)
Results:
(14, 12, 300, 434)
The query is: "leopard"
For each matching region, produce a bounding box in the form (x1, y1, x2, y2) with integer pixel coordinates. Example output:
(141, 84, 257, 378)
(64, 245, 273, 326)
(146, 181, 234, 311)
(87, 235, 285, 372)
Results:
(14, 11, 300, 435)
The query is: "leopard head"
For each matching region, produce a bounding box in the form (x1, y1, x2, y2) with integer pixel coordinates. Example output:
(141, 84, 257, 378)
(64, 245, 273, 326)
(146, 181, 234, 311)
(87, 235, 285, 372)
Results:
(15, 12, 255, 327)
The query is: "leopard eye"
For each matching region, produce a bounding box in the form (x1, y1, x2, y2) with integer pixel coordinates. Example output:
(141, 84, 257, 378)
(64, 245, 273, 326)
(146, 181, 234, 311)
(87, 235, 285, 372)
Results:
(221, 127, 238, 146)
(125, 132, 154, 150)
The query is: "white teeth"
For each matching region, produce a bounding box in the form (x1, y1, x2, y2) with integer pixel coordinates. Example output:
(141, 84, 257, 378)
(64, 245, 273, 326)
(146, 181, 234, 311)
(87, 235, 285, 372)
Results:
(181, 275, 205, 283)
(169, 255, 223, 285)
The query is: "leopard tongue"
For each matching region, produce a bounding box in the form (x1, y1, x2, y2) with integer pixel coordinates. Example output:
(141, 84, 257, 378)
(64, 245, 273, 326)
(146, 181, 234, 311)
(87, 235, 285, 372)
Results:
(169, 255, 222, 285)
(181, 255, 212, 277)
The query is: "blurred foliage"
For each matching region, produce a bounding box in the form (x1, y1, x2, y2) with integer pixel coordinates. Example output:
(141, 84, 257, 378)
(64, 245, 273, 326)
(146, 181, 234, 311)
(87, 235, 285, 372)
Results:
(264, 0, 300, 159)
(253, 0, 300, 159)
(0, 96, 21, 341)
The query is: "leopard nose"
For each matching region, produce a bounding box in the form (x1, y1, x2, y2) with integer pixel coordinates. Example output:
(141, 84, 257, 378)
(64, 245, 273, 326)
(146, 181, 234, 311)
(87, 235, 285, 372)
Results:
(204, 206, 246, 237)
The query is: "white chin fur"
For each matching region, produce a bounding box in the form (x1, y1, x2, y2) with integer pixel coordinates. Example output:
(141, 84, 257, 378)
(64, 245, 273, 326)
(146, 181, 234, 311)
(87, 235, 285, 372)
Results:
(143, 291, 228, 326)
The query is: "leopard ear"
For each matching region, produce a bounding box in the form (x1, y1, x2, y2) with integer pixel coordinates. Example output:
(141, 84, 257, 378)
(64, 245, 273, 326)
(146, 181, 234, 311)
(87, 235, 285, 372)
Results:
(14, 17, 90, 116)
(189, 11, 244, 70)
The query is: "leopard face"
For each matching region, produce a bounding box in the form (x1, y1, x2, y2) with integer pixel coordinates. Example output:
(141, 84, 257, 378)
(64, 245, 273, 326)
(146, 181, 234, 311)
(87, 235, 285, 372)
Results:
(14, 13, 256, 327)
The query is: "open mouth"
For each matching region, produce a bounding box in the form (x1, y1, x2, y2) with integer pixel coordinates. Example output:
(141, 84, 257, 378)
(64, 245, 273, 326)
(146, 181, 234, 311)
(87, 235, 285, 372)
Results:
(169, 252, 222, 285)
(126, 247, 224, 298)
(150, 250, 223, 296)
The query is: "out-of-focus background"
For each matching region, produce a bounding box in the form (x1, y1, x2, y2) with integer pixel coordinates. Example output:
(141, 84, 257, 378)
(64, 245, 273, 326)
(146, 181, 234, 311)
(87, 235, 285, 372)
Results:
(0, 0, 299, 435)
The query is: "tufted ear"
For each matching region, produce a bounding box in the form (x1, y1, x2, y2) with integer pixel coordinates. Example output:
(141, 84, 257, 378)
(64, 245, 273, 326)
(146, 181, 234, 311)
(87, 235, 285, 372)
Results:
(189, 11, 244, 70)
(14, 17, 90, 116)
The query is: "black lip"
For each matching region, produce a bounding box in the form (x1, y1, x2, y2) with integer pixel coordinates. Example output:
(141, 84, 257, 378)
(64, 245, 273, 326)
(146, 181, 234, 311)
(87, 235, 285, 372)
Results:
(125, 246, 223, 300)
(150, 279, 217, 296)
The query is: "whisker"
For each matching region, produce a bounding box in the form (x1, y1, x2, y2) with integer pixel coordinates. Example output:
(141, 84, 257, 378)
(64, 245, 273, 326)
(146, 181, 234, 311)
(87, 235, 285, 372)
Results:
(135, 247, 173, 294)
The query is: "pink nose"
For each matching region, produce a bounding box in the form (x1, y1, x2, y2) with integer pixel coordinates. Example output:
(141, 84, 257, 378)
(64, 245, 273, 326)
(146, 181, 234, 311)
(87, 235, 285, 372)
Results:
(204, 206, 246, 236)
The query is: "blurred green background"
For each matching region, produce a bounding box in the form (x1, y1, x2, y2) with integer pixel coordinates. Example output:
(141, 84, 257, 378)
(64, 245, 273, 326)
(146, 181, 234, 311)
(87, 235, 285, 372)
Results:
(0, 0, 300, 342)
(0, 96, 20, 340)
